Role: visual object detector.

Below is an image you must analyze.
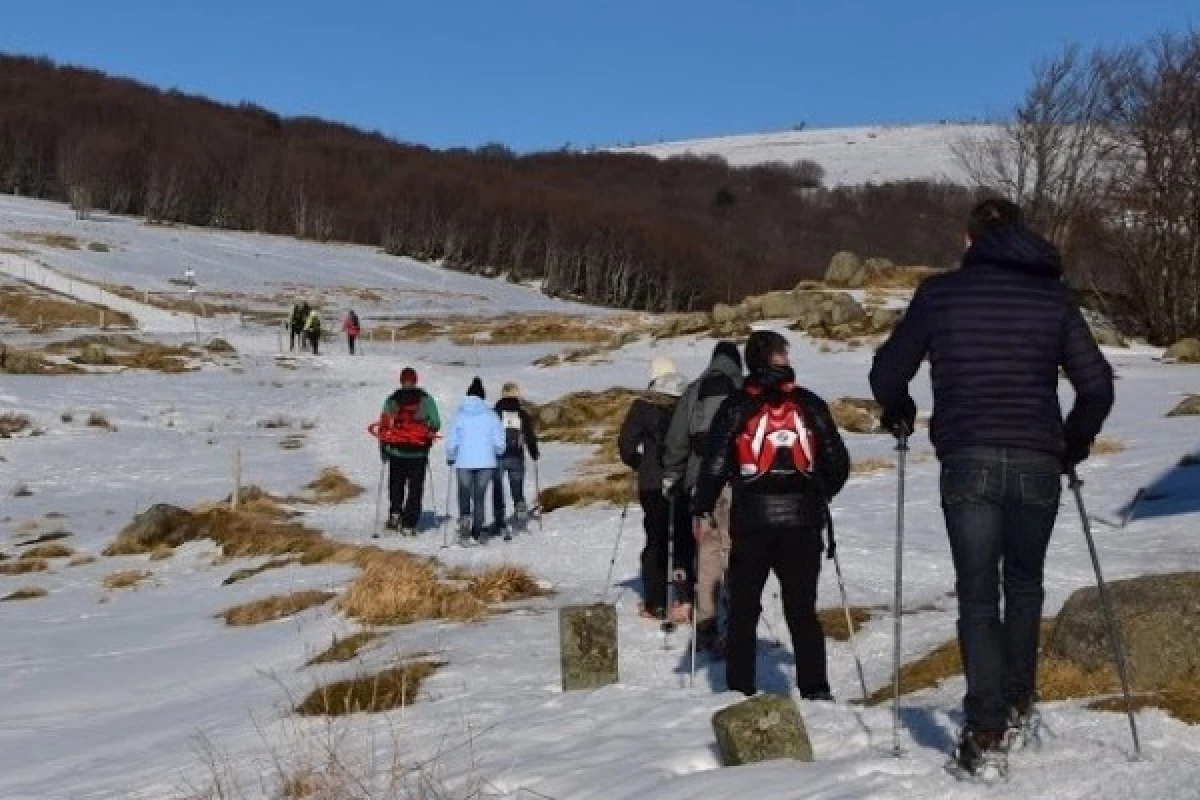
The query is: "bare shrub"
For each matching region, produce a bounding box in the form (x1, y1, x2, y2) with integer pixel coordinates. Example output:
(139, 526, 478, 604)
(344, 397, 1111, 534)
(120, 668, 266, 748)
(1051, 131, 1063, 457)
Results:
(304, 467, 364, 504)
(87, 411, 115, 431)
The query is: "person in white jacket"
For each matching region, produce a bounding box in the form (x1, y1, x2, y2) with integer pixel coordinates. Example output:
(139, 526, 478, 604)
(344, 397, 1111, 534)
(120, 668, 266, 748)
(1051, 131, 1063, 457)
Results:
(446, 377, 506, 545)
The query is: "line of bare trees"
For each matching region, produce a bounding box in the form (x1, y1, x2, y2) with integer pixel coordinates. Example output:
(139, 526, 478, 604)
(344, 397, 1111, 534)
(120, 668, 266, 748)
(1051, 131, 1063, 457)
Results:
(0, 55, 978, 311)
(954, 30, 1200, 344)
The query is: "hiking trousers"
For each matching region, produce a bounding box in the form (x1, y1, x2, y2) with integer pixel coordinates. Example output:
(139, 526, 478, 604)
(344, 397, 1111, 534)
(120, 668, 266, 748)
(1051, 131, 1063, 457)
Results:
(387, 455, 427, 530)
(695, 486, 732, 630)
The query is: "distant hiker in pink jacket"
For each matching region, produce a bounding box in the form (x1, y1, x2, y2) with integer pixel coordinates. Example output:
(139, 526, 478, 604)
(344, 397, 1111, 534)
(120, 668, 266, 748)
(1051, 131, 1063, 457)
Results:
(341, 310, 361, 355)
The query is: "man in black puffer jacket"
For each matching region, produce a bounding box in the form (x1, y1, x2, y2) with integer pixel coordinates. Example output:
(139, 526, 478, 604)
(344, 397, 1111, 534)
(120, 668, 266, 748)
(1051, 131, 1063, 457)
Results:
(869, 198, 1115, 775)
(694, 331, 850, 698)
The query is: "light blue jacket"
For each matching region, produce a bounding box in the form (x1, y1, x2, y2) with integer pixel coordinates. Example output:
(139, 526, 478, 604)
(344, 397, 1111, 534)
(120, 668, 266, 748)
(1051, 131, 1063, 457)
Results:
(446, 396, 506, 469)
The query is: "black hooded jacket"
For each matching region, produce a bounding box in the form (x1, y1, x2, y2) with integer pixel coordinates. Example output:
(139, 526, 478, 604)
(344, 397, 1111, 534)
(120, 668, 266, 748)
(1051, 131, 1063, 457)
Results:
(693, 366, 850, 532)
(869, 224, 1114, 459)
(493, 397, 539, 462)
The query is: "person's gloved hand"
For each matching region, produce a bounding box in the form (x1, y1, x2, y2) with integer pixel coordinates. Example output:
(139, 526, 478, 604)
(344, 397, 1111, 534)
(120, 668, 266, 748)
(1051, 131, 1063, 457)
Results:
(662, 477, 677, 498)
(1063, 438, 1090, 473)
(881, 397, 917, 438)
(693, 514, 714, 544)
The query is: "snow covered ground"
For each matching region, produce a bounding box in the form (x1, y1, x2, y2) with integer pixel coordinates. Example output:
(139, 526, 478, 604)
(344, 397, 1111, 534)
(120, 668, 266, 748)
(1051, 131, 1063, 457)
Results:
(623, 124, 996, 187)
(2, 196, 1199, 799)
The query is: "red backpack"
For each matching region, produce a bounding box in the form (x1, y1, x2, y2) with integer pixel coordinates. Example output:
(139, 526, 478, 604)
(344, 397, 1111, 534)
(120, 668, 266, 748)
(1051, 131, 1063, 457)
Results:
(370, 391, 436, 447)
(735, 387, 816, 480)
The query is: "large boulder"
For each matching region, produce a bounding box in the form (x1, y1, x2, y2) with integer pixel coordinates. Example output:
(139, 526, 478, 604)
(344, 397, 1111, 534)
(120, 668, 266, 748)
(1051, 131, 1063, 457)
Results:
(755, 291, 810, 320)
(1165, 338, 1200, 363)
(1045, 572, 1200, 689)
(825, 252, 865, 287)
(711, 303, 745, 325)
(1168, 396, 1200, 417)
(712, 693, 813, 766)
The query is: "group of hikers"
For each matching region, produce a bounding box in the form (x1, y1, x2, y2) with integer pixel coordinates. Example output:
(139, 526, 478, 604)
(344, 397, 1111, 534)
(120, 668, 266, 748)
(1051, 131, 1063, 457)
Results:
(364, 198, 1115, 780)
(288, 303, 362, 356)
(374, 368, 540, 543)
(616, 197, 1115, 780)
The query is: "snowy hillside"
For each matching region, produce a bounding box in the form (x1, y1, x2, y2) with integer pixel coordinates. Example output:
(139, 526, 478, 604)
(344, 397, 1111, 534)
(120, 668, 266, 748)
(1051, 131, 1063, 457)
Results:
(624, 124, 997, 187)
(2, 193, 1199, 799)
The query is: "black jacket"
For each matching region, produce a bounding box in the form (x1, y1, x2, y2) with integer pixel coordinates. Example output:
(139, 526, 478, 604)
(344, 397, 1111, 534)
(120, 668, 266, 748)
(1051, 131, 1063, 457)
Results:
(693, 366, 850, 533)
(618, 393, 677, 492)
(494, 397, 540, 462)
(869, 224, 1115, 460)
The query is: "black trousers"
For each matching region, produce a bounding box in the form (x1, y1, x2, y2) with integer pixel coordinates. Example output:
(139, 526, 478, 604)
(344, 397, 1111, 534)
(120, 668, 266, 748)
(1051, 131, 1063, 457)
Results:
(347, 334, 357, 355)
(308, 331, 320, 355)
(387, 456, 427, 529)
(638, 490, 695, 612)
(726, 525, 828, 697)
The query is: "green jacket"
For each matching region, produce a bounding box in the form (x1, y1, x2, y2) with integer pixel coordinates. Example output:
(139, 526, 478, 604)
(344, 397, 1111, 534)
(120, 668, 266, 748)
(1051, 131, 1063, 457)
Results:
(380, 388, 441, 458)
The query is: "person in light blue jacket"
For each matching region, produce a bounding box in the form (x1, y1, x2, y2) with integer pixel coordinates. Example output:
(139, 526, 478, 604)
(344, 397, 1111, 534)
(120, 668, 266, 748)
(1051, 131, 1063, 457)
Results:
(446, 377, 506, 544)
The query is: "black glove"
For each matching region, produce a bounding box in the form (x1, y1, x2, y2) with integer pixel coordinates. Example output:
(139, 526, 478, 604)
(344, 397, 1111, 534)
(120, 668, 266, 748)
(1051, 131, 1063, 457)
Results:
(881, 398, 917, 438)
(1063, 438, 1090, 472)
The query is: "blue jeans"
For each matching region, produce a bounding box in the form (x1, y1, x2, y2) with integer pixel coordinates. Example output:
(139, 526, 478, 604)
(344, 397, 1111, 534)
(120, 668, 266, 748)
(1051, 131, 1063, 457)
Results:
(493, 458, 527, 527)
(941, 447, 1061, 731)
(456, 468, 492, 537)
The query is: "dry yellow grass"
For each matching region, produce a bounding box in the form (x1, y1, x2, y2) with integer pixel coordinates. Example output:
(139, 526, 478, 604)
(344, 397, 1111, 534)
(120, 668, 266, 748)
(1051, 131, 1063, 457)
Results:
(295, 660, 443, 716)
(15, 531, 69, 547)
(222, 557, 298, 586)
(19, 543, 74, 560)
(1091, 436, 1126, 456)
(219, 591, 336, 626)
(1, 586, 48, 602)
(0, 345, 77, 375)
(67, 554, 97, 567)
(449, 314, 618, 347)
(46, 335, 198, 373)
(863, 265, 943, 289)
(851, 458, 894, 475)
(539, 471, 634, 512)
(1087, 678, 1200, 724)
(304, 467, 365, 504)
(9, 231, 81, 249)
(305, 631, 382, 666)
(0, 558, 48, 575)
(102, 569, 150, 590)
(0, 412, 32, 437)
(818, 606, 873, 641)
(0, 285, 134, 330)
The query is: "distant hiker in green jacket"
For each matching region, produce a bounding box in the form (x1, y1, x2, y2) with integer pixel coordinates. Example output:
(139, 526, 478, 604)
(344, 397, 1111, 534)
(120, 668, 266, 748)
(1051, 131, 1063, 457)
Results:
(289, 302, 309, 351)
(303, 308, 322, 355)
(378, 366, 441, 535)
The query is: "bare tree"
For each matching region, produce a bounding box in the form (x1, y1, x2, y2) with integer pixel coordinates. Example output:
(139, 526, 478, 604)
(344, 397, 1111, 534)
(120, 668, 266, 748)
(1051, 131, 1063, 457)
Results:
(953, 46, 1118, 252)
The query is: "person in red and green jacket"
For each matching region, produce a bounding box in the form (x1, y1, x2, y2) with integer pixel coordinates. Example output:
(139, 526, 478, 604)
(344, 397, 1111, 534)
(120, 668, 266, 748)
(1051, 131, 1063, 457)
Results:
(380, 366, 441, 535)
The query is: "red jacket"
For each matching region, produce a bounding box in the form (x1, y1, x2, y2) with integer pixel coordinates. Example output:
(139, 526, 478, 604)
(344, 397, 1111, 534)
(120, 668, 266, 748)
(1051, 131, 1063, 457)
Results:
(341, 315, 360, 336)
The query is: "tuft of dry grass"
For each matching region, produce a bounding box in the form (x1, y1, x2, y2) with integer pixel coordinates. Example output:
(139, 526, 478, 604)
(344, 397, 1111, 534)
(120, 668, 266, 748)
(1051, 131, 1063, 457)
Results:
(295, 660, 443, 716)
(865, 638, 962, 706)
(19, 543, 74, 560)
(1, 586, 48, 602)
(851, 458, 894, 475)
(449, 314, 617, 347)
(1090, 436, 1126, 456)
(15, 531, 69, 547)
(467, 565, 547, 605)
(0, 344, 77, 375)
(102, 569, 151, 590)
(148, 545, 175, 561)
(9, 231, 81, 249)
(0, 413, 33, 438)
(86, 412, 115, 431)
(818, 606, 873, 641)
(222, 557, 298, 586)
(219, 591, 336, 626)
(0, 558, 48, 575)
(539, 471, 634, 512)
(304, 467, 365, 504)
(305, 632, 382, 666)
(47, 335, 198, 373)
(863, 265, 943, 289)
(339, 556, 483, 625)
(67, 554, 97, 567)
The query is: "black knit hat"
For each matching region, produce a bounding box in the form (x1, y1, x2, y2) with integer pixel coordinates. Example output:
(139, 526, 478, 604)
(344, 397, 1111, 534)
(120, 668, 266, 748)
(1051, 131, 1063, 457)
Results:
(467, 376, 486, 399)
(712, 340, 743, 370)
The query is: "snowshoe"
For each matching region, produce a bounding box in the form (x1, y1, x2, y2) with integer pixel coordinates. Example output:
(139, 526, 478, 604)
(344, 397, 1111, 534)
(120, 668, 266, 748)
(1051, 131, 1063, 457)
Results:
(947, 728, 1009, 784)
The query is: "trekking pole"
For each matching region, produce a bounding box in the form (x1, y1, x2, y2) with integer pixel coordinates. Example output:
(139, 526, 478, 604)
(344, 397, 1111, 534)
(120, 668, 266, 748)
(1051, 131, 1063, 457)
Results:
(689, 550, 699, 688)
(601, 488, 633, 603)
(533, 460, 545, 533)
(663, 493, 676, 650)
(425, 460, 437, 535)
(373, 460, 387, 538)
(823, 502, 870, 706)
(1068, 469, 1142, 759)
(441, 466, 454, 549)
(891, 431, 909, 757)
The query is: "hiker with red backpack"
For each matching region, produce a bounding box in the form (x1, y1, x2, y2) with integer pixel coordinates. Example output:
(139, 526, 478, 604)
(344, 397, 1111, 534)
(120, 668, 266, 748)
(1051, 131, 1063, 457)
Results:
(692, 331, 850, 699)
(377, 367, 440, 536)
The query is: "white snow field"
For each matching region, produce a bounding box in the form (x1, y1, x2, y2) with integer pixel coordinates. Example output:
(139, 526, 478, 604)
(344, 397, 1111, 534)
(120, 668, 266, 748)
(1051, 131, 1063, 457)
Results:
(625, 124, 996, 187)
(2, 194, 1199, 799)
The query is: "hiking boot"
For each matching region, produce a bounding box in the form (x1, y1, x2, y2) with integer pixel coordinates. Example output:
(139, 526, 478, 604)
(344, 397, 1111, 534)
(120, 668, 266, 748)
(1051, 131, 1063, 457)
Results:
(696, 622, 726, 660)
(1004, 698, 1044, 753)
(952, 728, 1009, 783)
(638, 603, 665, 621)
(801, 689, 835, 702)
(384, 513, 401, 531)
(400, 527, 417, 538)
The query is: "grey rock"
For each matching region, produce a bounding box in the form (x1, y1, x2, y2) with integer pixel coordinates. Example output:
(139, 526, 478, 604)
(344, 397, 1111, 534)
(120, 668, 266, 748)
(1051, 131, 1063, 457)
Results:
(712, 693, 813, 766)
(1165, 338, 1200, 363)
(560, 603, 618, 691)
(825, 251, 865, 287)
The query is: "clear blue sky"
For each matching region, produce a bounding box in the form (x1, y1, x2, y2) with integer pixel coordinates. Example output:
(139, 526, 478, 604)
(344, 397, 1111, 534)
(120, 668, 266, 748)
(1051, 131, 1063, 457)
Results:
(2, 0, 1194, 152)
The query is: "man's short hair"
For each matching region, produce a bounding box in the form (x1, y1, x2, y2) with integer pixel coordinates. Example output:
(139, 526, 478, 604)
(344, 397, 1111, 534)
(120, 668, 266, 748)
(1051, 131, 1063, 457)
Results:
(967, 197, 1022, 239)
(744, 330, 789, 372)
